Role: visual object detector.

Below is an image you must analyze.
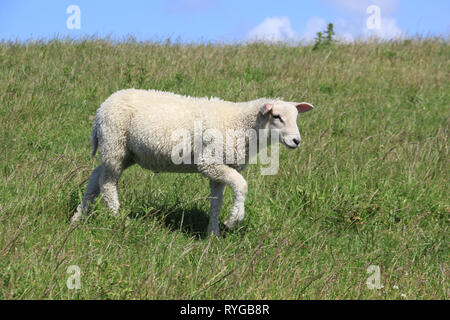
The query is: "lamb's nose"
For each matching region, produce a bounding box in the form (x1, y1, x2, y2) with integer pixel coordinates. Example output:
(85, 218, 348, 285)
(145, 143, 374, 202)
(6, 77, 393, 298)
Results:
(293, 138, 300, 146)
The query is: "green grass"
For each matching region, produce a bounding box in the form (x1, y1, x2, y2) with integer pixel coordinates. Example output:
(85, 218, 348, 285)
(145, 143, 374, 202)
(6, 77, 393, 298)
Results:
(0, 38, 448, 299)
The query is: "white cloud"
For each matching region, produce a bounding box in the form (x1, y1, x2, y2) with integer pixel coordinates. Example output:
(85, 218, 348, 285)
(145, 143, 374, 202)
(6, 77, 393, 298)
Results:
(297, 17, 358, 43)
(247, 16, 358, 44)
(246, 16, 296, 42)
(329, 16, 403, 41)
(324, 0, 404, 40)
(246, 16, 357, 44)
(246, 6, 404, 45)
(333, 19, 355, 43)
(363, 17, 403, 39)
(298, 17, 327, 43)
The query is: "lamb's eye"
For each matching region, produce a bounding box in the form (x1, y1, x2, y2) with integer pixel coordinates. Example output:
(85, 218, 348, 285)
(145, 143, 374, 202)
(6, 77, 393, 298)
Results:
(273, 114, 283, 122)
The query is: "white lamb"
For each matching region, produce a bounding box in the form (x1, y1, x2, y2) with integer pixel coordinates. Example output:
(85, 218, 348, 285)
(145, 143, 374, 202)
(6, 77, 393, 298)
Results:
(71, 89, 314, 235)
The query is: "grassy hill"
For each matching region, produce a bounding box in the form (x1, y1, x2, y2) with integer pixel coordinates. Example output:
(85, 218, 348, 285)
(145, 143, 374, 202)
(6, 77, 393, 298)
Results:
(0, 38, 448, 299)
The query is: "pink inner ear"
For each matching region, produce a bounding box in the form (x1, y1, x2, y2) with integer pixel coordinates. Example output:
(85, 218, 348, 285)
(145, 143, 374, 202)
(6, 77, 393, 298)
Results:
(260, 103, 273, 115)
(295, 102, 314, 113)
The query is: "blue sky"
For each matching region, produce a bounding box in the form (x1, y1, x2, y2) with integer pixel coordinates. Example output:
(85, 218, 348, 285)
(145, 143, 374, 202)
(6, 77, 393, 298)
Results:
(1, 0, 449, 43)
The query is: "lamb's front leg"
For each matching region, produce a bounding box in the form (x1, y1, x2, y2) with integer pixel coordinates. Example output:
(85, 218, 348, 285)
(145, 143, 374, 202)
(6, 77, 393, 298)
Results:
(208, 180, 225, 236)
(200, 164, 248, 234)
(223, 172, 248, 230)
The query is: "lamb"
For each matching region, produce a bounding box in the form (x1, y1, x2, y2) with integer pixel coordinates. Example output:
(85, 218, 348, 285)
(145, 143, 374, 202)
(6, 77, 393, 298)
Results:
(71, 89, 314, 235)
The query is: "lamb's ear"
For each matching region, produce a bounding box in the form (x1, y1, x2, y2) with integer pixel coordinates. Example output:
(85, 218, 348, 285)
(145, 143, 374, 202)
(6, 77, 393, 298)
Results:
(295, 102, 314, 113)
(260, 103, 273, 115)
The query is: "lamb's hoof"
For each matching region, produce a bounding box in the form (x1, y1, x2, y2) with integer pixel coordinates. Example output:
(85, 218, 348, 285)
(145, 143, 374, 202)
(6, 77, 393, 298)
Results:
(111, 212, 120, 218)
(70, 205, 83, 224)
(207, 225, 221, 237)
(208, 231, 221, 238)
(223, 219, 237, 230)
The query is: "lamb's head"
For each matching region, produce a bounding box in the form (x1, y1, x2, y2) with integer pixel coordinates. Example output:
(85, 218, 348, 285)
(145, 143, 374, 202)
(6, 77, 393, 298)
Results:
(259, 101, 314, 149)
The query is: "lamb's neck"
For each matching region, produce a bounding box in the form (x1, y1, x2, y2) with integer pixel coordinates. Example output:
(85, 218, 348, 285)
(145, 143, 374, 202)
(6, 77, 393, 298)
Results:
(235, 100, 263, 131)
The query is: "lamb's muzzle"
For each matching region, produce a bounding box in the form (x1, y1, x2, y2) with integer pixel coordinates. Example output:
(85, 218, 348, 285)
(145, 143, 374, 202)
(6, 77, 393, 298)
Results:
(71, 89, 314, 236)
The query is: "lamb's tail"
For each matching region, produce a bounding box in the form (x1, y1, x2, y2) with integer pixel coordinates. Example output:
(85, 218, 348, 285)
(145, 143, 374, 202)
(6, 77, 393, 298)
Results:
(91, 121, 98, 157)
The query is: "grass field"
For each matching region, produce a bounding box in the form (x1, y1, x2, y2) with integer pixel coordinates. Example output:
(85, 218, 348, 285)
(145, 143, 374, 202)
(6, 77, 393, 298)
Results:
(0, 38, 448, 299)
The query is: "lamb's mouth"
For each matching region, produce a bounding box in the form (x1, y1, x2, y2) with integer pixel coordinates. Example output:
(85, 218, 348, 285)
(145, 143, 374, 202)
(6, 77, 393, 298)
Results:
(282, 136, 301, 149)
(283, 140, 299, 149)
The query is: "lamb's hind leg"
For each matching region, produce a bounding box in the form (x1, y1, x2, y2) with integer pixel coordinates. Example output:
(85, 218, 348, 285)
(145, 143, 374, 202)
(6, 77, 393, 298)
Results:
(71, 164, 103, 223)
(99, 163, 123, 217)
